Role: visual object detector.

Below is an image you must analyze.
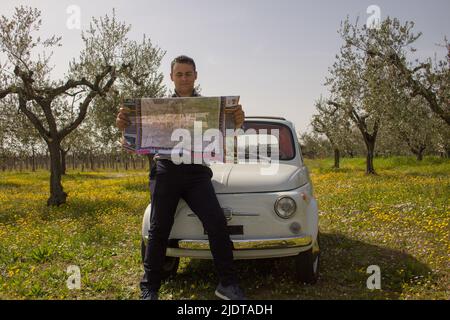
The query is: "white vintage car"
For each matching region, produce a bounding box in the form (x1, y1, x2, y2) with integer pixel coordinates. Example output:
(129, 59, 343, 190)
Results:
(141, 116, 320, 283)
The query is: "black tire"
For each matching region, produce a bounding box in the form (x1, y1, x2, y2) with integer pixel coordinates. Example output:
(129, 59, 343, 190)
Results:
(141, 239, 180, 281)
(295, 234, 320, 284)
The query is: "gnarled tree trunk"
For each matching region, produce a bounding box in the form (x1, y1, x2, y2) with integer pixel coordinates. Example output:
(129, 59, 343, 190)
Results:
(47, 140, 67, 206)
(60, 147, 69, 175)
(365, 139, 376, 174)
(333, 148, 340, 169)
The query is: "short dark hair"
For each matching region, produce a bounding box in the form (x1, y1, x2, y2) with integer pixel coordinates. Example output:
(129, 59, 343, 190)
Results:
(171, 55, 196, 73)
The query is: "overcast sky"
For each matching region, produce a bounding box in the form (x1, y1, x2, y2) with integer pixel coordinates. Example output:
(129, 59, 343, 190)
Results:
(2, 0, 449, 133)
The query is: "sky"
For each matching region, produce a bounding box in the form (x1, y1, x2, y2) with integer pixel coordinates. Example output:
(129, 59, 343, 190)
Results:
(1, 0, 449, 134)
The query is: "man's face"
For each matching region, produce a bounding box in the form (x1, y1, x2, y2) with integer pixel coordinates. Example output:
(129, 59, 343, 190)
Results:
(170, 62, 197, 96)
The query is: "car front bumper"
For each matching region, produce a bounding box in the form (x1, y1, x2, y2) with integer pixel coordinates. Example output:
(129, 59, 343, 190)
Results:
(144, 234, 314, 259)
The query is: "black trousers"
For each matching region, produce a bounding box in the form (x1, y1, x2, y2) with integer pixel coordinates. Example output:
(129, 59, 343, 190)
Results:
(140, 159, 237, 292)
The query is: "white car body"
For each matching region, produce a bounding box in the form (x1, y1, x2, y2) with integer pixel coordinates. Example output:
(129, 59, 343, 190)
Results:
(142, 117, 320, 282)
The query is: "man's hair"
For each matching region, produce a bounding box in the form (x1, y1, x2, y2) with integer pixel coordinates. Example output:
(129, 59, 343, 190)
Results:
(171, 55, 196, 73)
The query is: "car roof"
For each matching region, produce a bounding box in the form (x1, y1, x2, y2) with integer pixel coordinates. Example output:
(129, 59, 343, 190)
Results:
(245, 116, 286, 121)
(244, 116, 294, 127)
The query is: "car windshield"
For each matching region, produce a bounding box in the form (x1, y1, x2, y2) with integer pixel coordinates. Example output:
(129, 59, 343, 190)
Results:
(225, 121, 296, 162)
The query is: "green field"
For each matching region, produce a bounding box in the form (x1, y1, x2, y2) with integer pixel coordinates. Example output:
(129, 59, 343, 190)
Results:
(0, 157, 448, 299)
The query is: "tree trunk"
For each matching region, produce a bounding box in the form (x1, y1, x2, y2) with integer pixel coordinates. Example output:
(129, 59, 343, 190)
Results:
(366, 139, 376, 175)
(47, 140, 67, 206)
(31, 147, 36, 172)
(417, 152, 423, 161)
(45, 152, 49, 170)
(417, 146, 426, 161)
(410, 145, 426, 161)
(60, 148, 67, 175)
(72, 153, 76, 170)
(89, 152, 95, 171)
(333, 148, 340, 169)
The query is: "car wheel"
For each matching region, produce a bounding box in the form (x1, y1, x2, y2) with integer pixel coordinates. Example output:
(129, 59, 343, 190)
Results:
(141, 239, 180, 281)
(295, 234, 320, 284)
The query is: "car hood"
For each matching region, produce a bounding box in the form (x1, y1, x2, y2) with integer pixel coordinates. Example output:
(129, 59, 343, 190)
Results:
(210, 163, 309, 194)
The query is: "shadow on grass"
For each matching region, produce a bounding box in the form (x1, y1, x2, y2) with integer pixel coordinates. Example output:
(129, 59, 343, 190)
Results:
(122, 182, 149, 193)
(0, 183, 141, 226)
(161, 232, 433, 300)
(0, 193, 130, 226)
(375, 156, 449, 170)
(37, 197, 131, 221)
(0, 181, 21, 188)
(399, 170, 450, 178)
(62, 172, 119, 181)
(315, 167, 362, 175)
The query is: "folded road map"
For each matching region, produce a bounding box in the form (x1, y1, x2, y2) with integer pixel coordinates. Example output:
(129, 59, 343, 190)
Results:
(122, 96, 240, 163)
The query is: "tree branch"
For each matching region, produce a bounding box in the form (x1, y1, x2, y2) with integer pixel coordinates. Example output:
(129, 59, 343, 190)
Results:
(58, 66, 117, 139)
(387, 52, 450, 125)
(17, 94, 51, 142)
(0, 86, 17, 99)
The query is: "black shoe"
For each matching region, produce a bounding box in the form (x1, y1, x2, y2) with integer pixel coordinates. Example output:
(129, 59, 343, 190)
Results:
(141, 288, 159, 300)
(215, 283, 246, 300)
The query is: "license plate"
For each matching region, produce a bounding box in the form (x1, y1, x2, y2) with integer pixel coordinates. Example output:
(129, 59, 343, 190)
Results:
(204, 225, 243, 235)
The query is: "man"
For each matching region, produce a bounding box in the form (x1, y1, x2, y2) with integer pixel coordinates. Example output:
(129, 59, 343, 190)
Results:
(116, 55, 246, 300)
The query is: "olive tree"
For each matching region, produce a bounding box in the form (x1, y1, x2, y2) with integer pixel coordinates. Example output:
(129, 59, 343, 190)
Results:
(311, 97, 352, 168)
(0, 7, 165, 205)
(344, 17, 449, 126)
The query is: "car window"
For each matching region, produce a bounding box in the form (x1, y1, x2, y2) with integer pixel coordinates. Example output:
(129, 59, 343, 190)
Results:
(236, 133, 279, 162)
(226, 121, 296, 161)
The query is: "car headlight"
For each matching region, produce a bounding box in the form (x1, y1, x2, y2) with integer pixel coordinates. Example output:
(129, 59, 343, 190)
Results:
(274, 196, 297, 219)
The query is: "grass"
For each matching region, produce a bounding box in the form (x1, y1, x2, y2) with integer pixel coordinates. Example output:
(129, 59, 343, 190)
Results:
(0, 156, 448, 299)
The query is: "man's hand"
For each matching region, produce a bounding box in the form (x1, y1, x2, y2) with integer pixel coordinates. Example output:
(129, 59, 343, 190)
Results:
(116, 106, 131, 131)
(233, 105, 245, 129)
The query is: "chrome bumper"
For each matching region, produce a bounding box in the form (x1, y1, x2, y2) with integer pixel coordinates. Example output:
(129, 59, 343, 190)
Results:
(144, 235, 312, 250)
